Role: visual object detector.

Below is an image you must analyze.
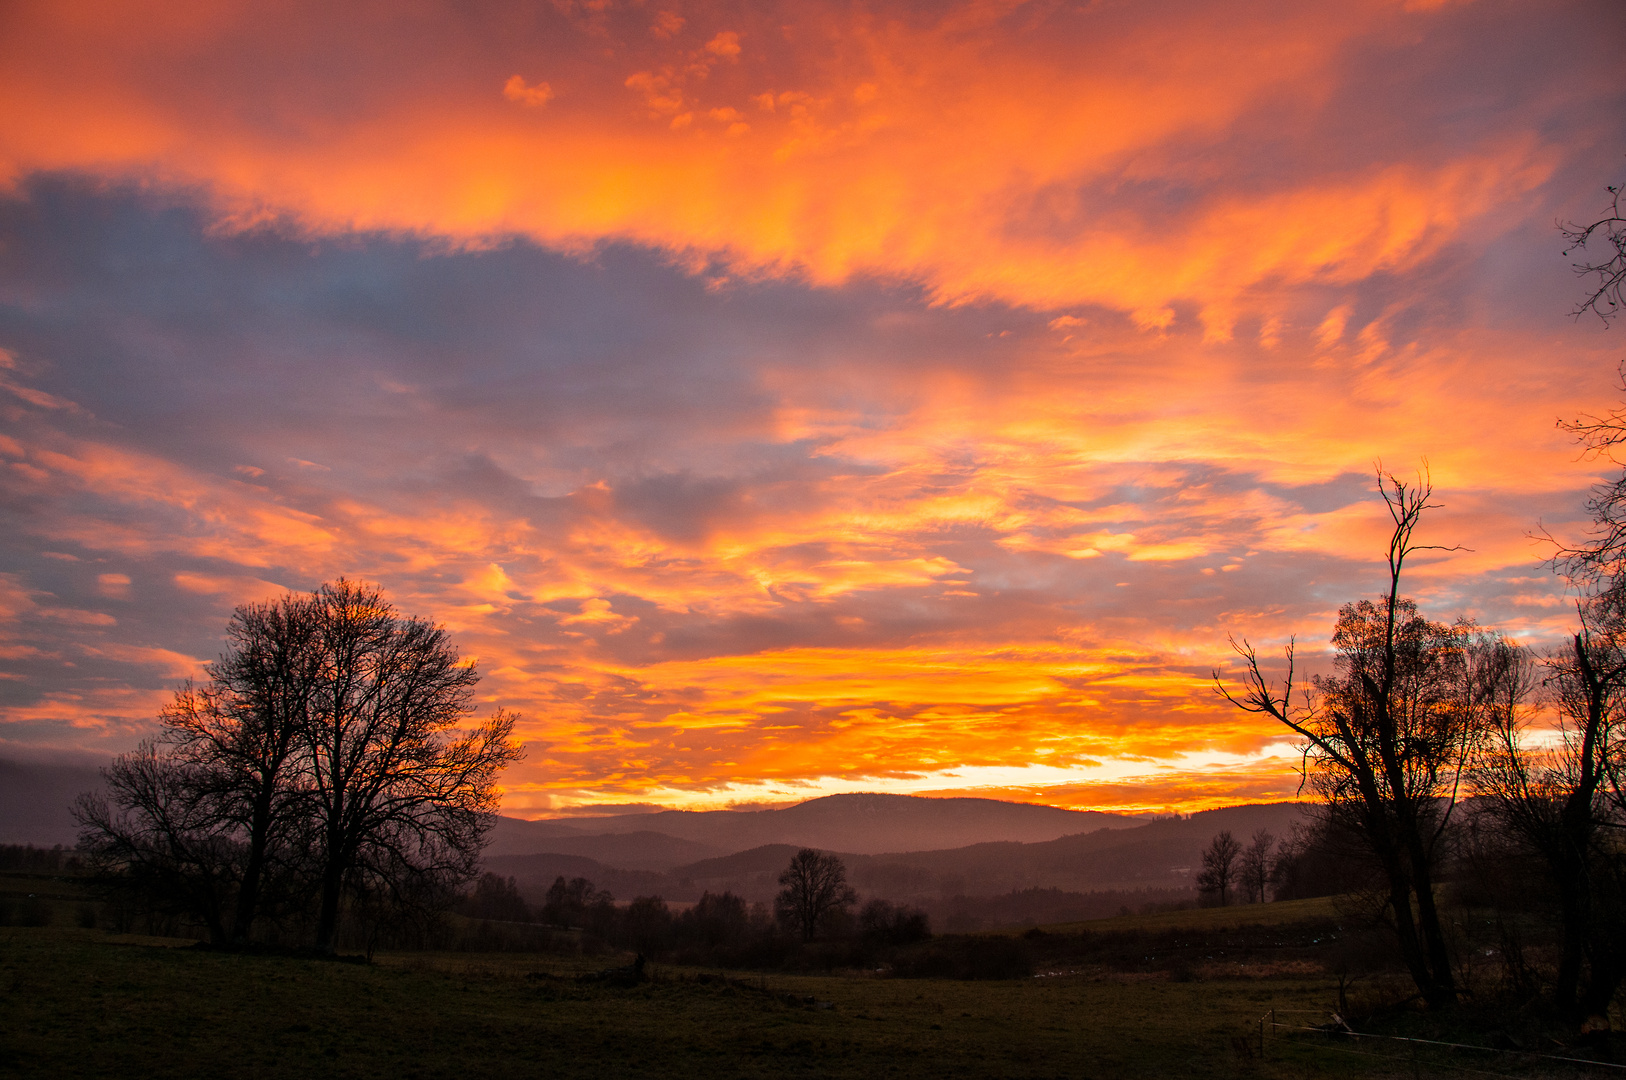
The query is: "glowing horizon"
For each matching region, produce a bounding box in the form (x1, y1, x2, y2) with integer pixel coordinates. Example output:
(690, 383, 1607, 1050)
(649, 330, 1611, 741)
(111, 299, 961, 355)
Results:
(1, 0, 1622, 815)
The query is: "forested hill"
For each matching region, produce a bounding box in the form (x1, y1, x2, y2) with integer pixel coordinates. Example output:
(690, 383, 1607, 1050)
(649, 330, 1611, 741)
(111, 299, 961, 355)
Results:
(484, 800, 1311, 906)
(487, 792, 1139, 858)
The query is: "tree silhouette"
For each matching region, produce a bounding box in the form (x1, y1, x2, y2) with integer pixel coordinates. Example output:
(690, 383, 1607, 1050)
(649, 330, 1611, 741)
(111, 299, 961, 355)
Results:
(775, 848, 856, 941)
(74, 742, 241, 945)
(161, 593, 322, 943)
(76, 579, 520, 953)
(1215, 470, 1517, 1008)
(1563, 180, 1626, 325)
(1195, 830, 1242, 906)
(1237, 828, 1275, 904)
(302, 580, 521, 953)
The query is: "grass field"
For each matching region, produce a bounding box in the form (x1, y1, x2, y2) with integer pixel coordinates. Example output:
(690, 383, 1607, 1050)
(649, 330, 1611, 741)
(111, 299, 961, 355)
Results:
(3, 880, 1621, 1079)
(0, 925, 1411, 1079)
(1035, 895, 1348, 936)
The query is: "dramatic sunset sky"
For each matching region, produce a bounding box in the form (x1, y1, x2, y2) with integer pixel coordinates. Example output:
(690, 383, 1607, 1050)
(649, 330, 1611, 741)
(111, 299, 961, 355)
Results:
(1, 0, 1622, 816)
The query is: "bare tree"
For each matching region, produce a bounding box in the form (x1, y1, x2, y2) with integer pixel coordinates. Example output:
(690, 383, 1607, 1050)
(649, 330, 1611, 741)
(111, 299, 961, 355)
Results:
(459, 872, 531, 923)
(301, 580, 521, 954)
(1563, 179, 1626, 325)
(1214, 470, 1512, 1008)
(1473, 613, 1626, 1019)
(161, 593, 322, 943)
(1195, 830, 1242, 906)
(775, 848, 857, 941)
(73, 742, 241, 945)
(541, 875, 615, 929)
(78, 579, 520, 953)
(1237, 828, 1276, 904)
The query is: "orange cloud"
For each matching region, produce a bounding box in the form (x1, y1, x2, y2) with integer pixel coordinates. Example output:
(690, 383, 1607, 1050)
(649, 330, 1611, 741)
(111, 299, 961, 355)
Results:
(0, 0, 1619, 811)
(0, 0, 1606, 323)
(502, 76, 555, 108)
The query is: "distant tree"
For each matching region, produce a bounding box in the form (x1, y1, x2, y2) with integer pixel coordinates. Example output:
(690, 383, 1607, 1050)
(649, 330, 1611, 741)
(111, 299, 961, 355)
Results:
(622, 895, 673, 955)
(675, 890, 749, 949)
(1237, 829, 1276, 904)
(1268, 819, 1374, 902)
(299, 580, 521, 954)
(775, 848, 857, 941)
(858, 898, 931, 946)
(459, 872, 531, 923)
(541, 875, 614, 929)
(1195, 830, 1242, 906)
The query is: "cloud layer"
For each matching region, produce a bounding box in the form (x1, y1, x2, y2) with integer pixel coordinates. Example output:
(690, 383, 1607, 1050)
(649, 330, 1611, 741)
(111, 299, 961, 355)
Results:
(0, 0, 1622, 811)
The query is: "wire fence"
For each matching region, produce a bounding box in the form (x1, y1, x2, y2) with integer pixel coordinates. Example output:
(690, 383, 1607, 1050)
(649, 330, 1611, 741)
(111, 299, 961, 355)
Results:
(1253, 1008, 1626, 1076)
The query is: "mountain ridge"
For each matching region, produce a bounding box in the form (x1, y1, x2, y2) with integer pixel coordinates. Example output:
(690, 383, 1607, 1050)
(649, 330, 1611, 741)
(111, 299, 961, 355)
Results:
(497, 792, 1140, 856)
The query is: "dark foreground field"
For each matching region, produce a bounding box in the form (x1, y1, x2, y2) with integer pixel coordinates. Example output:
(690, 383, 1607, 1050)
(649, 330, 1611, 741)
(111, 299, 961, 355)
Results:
(2, 924, 1620, 1080)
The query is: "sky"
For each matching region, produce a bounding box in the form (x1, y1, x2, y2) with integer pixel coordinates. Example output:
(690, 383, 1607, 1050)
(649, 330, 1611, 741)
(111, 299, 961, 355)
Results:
(0, 0, 1623, 816)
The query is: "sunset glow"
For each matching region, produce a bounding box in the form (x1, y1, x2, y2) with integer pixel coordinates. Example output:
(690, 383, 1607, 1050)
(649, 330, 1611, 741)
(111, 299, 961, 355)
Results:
(1, 0, 1622, 814)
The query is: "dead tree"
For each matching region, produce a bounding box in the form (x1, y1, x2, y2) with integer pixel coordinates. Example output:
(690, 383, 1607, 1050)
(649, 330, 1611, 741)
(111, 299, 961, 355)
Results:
(1215, 470, 1512, 1008)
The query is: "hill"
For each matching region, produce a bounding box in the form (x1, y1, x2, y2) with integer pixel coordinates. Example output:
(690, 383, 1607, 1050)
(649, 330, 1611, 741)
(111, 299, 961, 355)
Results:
(503, 793, 1139, 855)
(481, 802, 1313, 910)
(483, 822, 723, 867)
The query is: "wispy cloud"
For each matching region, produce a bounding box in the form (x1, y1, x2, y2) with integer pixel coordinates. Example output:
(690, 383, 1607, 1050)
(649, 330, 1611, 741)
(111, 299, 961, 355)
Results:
(0, 1, 1620, 809)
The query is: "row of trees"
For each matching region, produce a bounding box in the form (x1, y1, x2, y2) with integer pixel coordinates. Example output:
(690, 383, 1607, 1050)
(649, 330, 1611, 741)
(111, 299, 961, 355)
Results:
(457, 848, 929, 962)
(75, 580, 521, 953)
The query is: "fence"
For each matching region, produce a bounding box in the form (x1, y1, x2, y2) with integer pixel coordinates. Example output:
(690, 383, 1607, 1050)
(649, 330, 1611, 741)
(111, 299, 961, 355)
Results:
(1252, 1007, 1626, 1077)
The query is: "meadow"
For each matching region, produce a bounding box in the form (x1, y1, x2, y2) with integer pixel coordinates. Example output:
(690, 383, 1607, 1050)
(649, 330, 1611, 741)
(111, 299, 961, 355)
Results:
(0, 924, 1364, 1080)
(5, 865, 1623, 1078)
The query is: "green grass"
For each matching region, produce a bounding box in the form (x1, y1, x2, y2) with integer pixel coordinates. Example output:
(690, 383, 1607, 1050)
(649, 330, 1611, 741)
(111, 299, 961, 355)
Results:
(0, 926, 1404, 1079)
(1033, 896, 1346, 936)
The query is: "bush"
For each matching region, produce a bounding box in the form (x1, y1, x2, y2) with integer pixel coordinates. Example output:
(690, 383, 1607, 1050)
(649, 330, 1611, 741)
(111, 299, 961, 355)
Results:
(859, 899, 931, 947)
(457, 873, 531, 923)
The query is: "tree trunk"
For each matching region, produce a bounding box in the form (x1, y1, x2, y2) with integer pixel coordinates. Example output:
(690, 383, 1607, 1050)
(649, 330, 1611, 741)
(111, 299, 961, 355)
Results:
(313, 854, 345, 954)
(1579, 949, 1622, 1034)
(1553, 861, 1587, 1012)
(1408, 842, 1456, 1007)
(1380, 852, 1438, 1003)
(230, 789, 274, 944)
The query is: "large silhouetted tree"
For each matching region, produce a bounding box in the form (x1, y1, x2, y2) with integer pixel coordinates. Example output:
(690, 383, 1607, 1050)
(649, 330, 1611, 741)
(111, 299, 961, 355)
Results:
(161, 593, 322, 943)
(776, 848, 857, 941)
(303, 580, 520, 953)
(1215, 471, 1516, 1008)
(76, 579, 520, 953)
